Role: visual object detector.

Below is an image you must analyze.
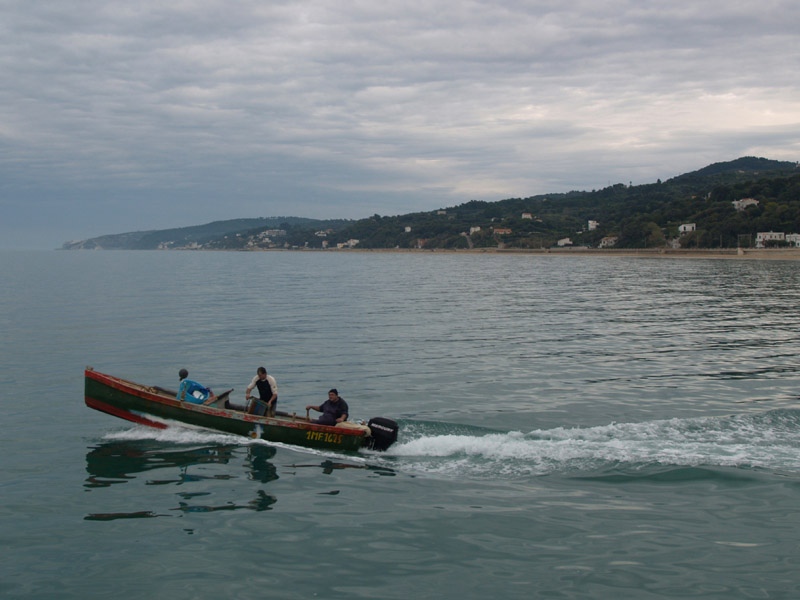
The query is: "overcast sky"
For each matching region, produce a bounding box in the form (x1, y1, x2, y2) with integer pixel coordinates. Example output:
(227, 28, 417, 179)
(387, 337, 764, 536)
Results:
(1, 1, 798, 249)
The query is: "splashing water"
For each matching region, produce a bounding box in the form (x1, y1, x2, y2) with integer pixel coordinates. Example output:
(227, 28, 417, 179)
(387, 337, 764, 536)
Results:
(383, 410, 800, 478)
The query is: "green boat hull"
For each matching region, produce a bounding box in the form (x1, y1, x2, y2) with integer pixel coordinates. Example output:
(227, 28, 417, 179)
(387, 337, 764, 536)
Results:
(85, 368, 377, 452)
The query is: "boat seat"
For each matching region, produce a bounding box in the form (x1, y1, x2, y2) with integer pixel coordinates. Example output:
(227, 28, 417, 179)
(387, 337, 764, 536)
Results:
(202, 389, 233, 407)
(335, 421, 371, 435)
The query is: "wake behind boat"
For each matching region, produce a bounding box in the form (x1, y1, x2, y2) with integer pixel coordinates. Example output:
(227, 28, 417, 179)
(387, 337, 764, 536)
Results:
(84, 368, 399, 452)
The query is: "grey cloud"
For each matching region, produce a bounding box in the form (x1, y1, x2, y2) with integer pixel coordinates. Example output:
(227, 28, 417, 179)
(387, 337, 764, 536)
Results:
(1, 0, 797, 248)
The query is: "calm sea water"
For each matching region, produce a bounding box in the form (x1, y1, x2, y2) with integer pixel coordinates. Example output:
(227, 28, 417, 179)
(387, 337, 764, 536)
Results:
(2, 250, 800, 599)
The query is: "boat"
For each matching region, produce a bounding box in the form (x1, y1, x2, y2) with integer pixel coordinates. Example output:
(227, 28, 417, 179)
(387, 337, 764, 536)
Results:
(84, 368, 399, 452)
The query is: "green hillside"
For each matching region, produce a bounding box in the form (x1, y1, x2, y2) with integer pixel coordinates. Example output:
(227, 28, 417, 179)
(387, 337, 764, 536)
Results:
(63, 157, 799, 251)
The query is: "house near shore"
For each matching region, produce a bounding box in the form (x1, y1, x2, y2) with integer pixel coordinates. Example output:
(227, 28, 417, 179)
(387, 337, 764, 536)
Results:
(756, 231, 784, 248)
(599, 236, 618, 248)
(754, 232, 800, 248)
(492, 227, 512, 235)
(557, 237, 573, 247)
(588, 220, 599, 231)
(679, 223, 696, 234)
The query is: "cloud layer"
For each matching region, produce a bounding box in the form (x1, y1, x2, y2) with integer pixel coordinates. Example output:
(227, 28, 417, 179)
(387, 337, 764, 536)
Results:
(2, 0, 798, 247)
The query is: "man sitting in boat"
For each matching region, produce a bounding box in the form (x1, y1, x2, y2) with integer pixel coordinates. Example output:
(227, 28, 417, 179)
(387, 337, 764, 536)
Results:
(244, 366, 278, 416)
(306, 389, 349, 425)
(177, 368, 214, 405)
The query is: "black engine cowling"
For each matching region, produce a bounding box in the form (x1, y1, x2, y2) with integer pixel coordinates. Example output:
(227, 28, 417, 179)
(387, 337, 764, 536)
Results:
(366, 417, 399, 451)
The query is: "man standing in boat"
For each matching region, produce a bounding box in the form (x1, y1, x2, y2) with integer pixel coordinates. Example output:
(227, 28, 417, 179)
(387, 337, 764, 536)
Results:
(306, 389, 349, 425)
(245, 367, 278, 416)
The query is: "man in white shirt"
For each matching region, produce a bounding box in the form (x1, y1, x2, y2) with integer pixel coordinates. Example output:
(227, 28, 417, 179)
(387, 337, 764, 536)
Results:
(245, 366, 278, 416)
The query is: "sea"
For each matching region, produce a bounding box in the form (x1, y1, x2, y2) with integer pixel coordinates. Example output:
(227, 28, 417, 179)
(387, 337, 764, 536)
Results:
(2, 249, 800, 599)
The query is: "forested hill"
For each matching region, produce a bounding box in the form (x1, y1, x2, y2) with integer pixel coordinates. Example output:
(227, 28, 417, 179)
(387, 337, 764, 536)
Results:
(63, 157, 799, 251)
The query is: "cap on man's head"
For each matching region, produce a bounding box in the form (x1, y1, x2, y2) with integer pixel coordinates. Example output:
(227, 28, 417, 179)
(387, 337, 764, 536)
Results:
(329, 388, 338, 395)
(179, 368, 189, 380)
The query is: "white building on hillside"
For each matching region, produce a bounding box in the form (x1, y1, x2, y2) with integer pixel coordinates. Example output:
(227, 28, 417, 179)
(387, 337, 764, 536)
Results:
(732, 198, 759, 211)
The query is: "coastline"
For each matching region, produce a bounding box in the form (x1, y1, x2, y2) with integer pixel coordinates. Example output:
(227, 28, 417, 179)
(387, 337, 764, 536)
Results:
(57, 246, 800, 260)
(339, 247, 800, 260)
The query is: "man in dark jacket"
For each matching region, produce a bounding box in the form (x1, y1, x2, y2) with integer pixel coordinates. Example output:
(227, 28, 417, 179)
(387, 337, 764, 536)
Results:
(306, 389, 349, 425)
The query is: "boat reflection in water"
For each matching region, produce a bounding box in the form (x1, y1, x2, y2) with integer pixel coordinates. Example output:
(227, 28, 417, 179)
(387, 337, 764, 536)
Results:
(290, 459, 397, 477)
(84, 440, 397, 521)
(84, 441, 238, 486)
(83, 441, 279, 520)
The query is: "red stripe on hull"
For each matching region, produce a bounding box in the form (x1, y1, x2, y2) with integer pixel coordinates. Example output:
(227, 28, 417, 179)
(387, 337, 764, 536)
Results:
(85, 396, 168, 429)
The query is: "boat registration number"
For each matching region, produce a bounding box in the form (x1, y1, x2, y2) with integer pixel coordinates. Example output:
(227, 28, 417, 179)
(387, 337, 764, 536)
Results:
(306, 431, 344, 444)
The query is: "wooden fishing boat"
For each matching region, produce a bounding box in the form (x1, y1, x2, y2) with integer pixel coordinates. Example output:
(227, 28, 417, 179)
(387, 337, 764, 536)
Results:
(84, 368, 399, 452)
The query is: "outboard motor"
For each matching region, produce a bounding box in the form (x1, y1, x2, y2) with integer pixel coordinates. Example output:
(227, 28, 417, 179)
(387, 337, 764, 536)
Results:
(366, 417, 399, 451)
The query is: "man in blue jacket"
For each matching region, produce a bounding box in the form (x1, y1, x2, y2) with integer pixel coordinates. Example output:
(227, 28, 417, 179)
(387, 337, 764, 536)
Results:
(177, 368, 213, 404)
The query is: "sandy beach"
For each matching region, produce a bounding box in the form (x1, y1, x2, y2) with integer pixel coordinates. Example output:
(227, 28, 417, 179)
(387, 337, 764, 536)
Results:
(346, 247, 800, 260)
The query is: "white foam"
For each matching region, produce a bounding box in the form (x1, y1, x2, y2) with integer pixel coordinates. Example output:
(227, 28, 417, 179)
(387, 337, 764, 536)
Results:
(383, 413, 800, 478)
(102, 425, 247, 446)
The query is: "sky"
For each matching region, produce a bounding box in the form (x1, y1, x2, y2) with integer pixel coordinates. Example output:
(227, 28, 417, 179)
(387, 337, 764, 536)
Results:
(1, 1, 798, 249)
